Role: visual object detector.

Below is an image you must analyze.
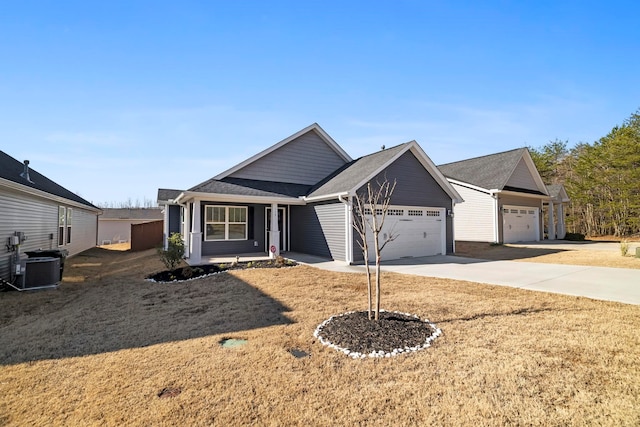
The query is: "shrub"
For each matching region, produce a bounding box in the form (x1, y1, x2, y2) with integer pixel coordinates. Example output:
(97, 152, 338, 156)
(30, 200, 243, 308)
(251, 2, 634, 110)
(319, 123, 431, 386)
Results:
(620, 240, 630, 256)
(564, 232, 585, 241)
(157, 233, 185, 270)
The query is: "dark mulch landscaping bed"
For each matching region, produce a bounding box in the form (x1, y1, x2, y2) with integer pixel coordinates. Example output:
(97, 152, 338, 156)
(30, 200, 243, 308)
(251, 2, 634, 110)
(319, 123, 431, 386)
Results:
(147, 259, 297, 282)
(315, 310, 441, 358)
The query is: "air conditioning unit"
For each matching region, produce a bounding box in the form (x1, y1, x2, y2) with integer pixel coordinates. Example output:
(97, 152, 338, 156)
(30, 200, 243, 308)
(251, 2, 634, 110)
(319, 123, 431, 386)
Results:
(25, 257, 61, 289)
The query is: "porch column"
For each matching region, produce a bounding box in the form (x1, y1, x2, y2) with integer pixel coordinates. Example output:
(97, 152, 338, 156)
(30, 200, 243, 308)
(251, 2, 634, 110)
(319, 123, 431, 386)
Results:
(269, 202, 280, 259)
(162, 205, 170, 250)
(556, 203, 566, 239)
(190, 199, 202, 264)
(184, 203, 191, 257)
(548, 201, 556, 240)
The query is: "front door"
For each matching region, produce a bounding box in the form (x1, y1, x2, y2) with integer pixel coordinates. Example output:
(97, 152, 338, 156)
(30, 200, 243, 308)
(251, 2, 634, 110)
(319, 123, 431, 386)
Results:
(266, 207, 286, 252)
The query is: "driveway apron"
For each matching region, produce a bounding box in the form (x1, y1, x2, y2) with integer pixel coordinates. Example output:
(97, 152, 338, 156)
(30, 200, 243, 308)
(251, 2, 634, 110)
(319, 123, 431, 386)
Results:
(288, 253, 640, 305)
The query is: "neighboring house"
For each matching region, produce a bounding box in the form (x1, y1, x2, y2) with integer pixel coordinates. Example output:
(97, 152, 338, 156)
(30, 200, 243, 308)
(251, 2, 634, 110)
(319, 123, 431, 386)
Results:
(545, 184, 570, 240)
(98, 208, 164, 245)
(438, 148, 567, 244)
(158, 123, 462, 264)
(0, 151, 101, 281)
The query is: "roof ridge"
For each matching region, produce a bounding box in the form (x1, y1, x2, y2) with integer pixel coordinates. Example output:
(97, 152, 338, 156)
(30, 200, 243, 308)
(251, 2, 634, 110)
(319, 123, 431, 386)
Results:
(439, 147, 526, 167)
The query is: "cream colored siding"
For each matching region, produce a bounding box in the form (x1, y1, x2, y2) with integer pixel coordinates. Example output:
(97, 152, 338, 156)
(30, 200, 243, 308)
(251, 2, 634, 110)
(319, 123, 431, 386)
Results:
(228, 131, 347, 185)
(68, 208, 98, 256)
(0, 187, 97, 281)
(506, 159, 539, 191)
(451, 184, 495, 242)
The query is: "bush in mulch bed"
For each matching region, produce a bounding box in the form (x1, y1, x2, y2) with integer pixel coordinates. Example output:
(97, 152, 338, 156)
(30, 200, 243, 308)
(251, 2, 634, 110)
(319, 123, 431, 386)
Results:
(314, 310, 442, 359)
(147, 257, 297, 283)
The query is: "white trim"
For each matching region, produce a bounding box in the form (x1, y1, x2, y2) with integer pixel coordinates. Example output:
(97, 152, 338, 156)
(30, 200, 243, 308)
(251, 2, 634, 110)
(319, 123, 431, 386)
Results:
(213, 123, 352, 180)
(0, 177, 102, 213)
(497, 189, 551, 200)
(176, 191, 306, 206)
(492, 194, 500, 243)
(519, 150, 550, 196)
(446, 178, 496, 195)
(303, 191, 349, 202)
(265, 206, 286, 251)
(205, 205, 249, 241)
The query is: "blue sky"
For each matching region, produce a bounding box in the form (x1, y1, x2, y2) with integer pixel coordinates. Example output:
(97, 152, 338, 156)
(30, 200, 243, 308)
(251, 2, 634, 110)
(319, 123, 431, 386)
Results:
(1, 1, 638, 205)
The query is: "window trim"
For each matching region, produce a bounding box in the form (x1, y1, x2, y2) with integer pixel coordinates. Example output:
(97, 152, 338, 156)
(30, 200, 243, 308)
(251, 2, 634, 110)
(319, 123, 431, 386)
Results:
(204, 205, 248, 241)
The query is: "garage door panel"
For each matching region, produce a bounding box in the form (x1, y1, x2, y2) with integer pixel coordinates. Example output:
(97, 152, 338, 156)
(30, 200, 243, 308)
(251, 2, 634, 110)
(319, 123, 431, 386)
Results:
(503, 205, 539, 243)
(365, 206, 445, 261)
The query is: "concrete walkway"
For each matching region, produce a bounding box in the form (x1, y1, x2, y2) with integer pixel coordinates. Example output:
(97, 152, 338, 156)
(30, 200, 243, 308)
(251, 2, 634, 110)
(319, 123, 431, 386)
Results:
(287, 252, 640, 306)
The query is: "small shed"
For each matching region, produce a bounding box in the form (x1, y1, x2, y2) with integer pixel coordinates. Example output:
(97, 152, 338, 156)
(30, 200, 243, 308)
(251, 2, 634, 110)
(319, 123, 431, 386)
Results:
(98, 208, 163, 245)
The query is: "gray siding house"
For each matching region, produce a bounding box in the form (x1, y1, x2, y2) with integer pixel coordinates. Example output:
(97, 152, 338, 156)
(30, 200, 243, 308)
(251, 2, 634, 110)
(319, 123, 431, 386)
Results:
(0, 151, 101, 281)
(438, 148, 568, 243)
(158, 123, 462, 264)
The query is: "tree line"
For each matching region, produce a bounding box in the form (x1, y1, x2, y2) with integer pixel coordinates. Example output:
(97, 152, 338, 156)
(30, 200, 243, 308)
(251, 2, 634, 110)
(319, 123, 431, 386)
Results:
(529, 109, 640, 237)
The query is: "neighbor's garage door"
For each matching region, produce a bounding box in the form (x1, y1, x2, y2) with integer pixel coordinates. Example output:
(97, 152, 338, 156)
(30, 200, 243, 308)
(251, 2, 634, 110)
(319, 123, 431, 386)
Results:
(503, 205, 539, 243)
(365, 206, 446, 261)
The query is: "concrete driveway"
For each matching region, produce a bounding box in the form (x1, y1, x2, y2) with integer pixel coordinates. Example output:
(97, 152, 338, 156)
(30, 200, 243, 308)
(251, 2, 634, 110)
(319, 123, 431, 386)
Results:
(288, 252, 640, 306)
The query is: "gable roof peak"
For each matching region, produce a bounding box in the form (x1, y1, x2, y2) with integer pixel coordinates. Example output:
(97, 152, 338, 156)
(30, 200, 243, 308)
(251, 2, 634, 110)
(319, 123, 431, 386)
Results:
(213, 123, 352, 181)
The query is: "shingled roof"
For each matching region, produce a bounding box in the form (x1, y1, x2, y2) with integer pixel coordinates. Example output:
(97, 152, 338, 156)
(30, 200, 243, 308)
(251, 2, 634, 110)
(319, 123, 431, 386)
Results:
(188, 177, 311, 199)
(306, 143, 410, 198)
(438, 148, 529, 190)
(0, 150, 98, 209)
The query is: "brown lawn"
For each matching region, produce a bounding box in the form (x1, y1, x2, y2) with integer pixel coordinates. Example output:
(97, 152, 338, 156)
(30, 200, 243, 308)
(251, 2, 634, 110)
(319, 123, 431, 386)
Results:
(1, 247, 639, 426)
(456, 241, 640, 269)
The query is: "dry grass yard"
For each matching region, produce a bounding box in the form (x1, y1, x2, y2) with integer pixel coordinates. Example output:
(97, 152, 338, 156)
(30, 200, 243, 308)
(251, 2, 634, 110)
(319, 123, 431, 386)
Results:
(456, 241, 640, 269)
(1, 247, 639, 426)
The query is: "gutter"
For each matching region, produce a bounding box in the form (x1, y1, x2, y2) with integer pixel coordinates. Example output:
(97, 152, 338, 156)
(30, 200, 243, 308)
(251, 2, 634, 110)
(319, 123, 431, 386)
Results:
(303, 191, 349, 203)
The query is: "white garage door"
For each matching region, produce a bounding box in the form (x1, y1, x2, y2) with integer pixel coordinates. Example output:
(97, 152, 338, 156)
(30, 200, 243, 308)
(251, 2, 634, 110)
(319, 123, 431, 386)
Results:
(365, 206, 446, 262)
(503, 205, 539, 243)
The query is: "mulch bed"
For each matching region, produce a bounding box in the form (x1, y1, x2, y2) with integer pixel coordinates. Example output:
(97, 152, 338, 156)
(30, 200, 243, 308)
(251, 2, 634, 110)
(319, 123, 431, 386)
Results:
(147, 259, 297, 283)
(314, 310, 441, 358)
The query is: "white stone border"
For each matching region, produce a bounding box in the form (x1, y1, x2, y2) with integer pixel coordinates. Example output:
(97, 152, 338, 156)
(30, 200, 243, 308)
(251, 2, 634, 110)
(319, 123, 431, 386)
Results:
(314, 309, 442, 359)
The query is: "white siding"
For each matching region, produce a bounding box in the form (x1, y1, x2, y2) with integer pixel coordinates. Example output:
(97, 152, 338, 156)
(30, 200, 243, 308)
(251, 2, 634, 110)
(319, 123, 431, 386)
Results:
(98, 219, 152, 244)
(229, 131, 347, 185)
(451, 183, 496, 242)
(0, 187, 98, 281)
(506, 158, 539, 191)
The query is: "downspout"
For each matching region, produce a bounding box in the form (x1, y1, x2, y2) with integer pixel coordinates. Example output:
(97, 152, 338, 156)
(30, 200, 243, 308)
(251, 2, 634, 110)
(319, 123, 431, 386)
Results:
(338, 194, 353, 264)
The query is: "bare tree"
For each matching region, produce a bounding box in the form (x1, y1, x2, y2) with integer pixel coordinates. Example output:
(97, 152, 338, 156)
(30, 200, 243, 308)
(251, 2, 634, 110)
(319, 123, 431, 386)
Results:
(352, 177, 397, 321)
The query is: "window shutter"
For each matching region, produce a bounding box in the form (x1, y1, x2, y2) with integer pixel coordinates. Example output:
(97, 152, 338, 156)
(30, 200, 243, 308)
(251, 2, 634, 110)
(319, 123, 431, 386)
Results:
(247, 206, 254, 239)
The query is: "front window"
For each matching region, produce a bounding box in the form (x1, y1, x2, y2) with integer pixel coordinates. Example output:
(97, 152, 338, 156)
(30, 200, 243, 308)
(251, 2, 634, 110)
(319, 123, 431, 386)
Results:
(205, 206, 247, 241)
